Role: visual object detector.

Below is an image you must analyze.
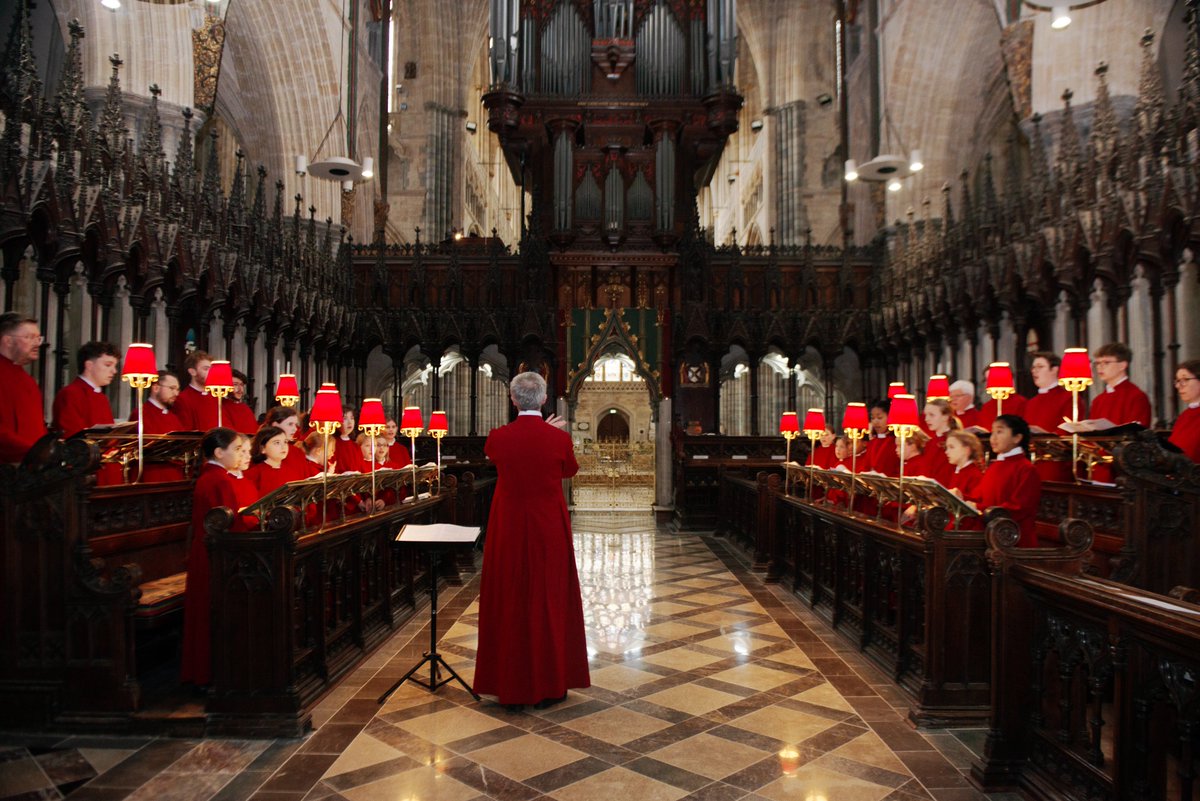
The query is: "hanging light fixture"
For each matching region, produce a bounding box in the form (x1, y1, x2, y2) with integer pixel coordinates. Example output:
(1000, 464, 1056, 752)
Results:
(101, 0, 121, 9)
(1051, 5, 1071, 28)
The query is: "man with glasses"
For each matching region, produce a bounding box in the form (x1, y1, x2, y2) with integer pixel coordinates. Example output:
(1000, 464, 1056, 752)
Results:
(0, 312, 48, 462)
(1088, 342, 1152, 427)
(224, 369, 260, 435)
(52, 341, 118, 438)
(1169, 359, 1200, 462)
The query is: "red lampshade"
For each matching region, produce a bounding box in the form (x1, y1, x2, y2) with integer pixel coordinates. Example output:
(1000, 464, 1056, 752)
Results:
(428, 410, 449, 434)
(359, 398, 386, 427)
(986, 362, 1015, 391)
(779, 411, 800, 434)
(803, 408, 826, 433)
(121, 343, 157, 378)
(887, 394, 921, 429)
(275, 374, 299, 399)
(926, 375, 950, 400)
(310, 389, 343, 425)
(843, 402, 869, 433)
(206, 360, 233, 389)
(888, 381, 908, 399)
(1059, 348, 1093, 381)
(400, 406, 424, 432)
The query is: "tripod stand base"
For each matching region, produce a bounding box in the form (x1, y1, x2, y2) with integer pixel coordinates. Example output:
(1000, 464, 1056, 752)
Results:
(377, 650, 480, 704)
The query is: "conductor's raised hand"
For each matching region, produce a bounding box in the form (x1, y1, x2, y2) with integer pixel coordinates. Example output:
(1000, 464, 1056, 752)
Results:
(545, 413, 568, 430)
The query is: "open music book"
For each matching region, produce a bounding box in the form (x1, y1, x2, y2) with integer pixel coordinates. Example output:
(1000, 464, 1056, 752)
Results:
(397, 523, 481, 544)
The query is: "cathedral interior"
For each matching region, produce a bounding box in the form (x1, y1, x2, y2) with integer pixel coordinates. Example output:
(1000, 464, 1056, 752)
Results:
(0, 0, 1198, 799)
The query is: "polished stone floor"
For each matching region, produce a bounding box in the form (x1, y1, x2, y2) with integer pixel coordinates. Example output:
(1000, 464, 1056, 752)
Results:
(0, 514, 1021, 801)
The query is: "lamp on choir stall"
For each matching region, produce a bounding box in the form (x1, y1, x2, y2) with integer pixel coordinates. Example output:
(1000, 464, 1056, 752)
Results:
(359, 398, 387, 512)
(1058, 348, 1094, 482)
(803, 408, 826, 500)
(121, 343, 158, 484)
(310, 388, 343, 526)
(205, 360, 234, 427)
(843, 402, 870, 507)
(887, 394, 921, 523)
(400, 406, 424, 500)
(985, 362, 1016, 416)
(779, 411, 800, 494)
(888, 382, 908, 399)
(925, 375, 950, 402)
(428, 411, 449, 491)
(275, 374, 300, 407)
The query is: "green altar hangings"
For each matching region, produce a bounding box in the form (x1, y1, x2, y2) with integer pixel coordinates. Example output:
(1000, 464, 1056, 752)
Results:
(566, 307, 662, 401)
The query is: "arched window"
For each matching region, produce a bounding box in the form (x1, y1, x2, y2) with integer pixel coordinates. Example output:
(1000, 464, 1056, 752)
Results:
(586, 353, 644, 383)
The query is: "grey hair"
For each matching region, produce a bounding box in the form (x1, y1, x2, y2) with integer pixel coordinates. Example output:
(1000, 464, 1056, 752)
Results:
(510, 371, 547, 411)
(949, 379, 975, 395)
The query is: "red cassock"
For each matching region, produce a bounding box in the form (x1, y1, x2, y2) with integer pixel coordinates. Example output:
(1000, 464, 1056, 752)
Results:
(1089, 379, 1152, 427)
(978, 394, 1028, 432)
(0, 354, 47, 463)
(1169, 405, 1200, 463)
(956, 407, 981, 430)
(132, 400, 186, 481)
(812, 443, 838, 469)
(951, 462, 984, 503)
(864, 433, 901, 477)
(223, 400, 259, 435)
(334, 435, 364, 473)
(978, 452, 1042, 547)
(387, 440, 408, 465)
(247, 460, 294, 498)
(181, 463, 244, 686)
(920, 433, 955, 485)
(1025, 387, 1074, 434)
(474, 415, 590, 704)
(52, 377, 114, 438)
(172, 384, 221, 431)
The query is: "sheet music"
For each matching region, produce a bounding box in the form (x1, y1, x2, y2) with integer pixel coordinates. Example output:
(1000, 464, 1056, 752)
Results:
(397, 523, 481, 544)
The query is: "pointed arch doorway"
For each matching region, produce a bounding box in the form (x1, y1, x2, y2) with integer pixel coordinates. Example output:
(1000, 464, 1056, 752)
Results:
(570, 350, 656, 512)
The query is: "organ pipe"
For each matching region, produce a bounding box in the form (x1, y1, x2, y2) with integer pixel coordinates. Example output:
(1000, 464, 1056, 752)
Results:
(706, 0, 737, 89)
(554, 131, 573, 231)
(489, 0, 520, 86)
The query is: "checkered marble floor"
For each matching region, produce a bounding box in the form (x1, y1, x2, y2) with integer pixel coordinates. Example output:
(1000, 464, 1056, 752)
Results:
(0, 514, 1020, 801)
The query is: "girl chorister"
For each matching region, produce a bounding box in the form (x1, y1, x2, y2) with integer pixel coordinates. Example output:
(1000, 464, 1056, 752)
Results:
(181, 428, 247, 687)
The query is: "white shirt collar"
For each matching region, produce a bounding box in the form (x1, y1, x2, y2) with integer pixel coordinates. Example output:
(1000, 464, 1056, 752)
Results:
(1189, 401, 1200, 410)
(1037, 385, 1054, 394)
(955, 462, 971, 473)
(874, 432, 889, 439)
(518, 410, 542, 416)
(80, 375, 102, 393)
(996, 446, 1024, 461)
(1105, 376, 1128, 393)
(149, 397, 168, 413)
(962, 404, 976, 412)
(190, 381, 205, 392)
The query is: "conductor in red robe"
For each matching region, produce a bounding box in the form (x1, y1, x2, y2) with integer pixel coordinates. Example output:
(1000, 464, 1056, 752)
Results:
(0, 313, 48, 462)
(474, 371, 590, 709)
(1169, 360, 1200, 463)
(51, 341, 118, 437)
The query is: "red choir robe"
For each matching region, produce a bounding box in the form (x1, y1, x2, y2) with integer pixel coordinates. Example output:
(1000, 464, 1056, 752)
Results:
(978, 449, 1042, 547)
(921, 432, 955, 485)
(945, 462, 985, 531)
(283, 444, 310, 477)
(978, 393, 1028, 432)
(474, 413, 590, 705)
(0, 354, 47, 462)
(223, 400, 259, 435)
(1025, 386, 1076, 482)
(865, 432, 901, 477)
(386, 439, 407, 465)
(1089, 378, 1152, 427)
(131, 400, 186, 481)
(247, 460, 294, 498)
(52, 376, 114, 437)
(172, 384, 221, 431)
(1169, 404, 1200, 463)
(334, 434, 364, 473)
(181, 463, 243, 686)
(956, 406, 981, 431)
(812, 443, 838, 468)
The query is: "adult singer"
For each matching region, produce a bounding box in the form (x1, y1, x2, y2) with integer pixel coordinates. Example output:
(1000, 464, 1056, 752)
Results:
(473, 371, 590, 709)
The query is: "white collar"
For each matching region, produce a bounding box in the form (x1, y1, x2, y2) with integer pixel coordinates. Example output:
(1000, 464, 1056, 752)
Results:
(1037, 385, 1054, 394)
(954, 462, 971, 473)
(996, 446, 1024, 461)
(874, 432, 889, 439)
(518, 410, 542, 416)
(206, 459, 223, 467)
(80, 375, 103, 393)
(230, 469, 244, 478)
(149, 397, 169, 413)
(1105, 376, 1128, 393)
(190, 381, 205, 392)
(1189, 401, 1200, 410)
(961, 404, 976, 413)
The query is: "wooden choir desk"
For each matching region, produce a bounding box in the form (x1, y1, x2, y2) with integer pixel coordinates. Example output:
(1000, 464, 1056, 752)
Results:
(0, 435, 485, 737)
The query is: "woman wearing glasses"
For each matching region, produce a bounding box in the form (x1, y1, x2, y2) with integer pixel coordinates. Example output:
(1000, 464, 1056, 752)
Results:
(1169, 360, 1200, 462)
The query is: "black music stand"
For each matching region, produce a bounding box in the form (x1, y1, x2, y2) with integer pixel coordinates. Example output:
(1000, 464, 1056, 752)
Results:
(378, 523, 481, 704)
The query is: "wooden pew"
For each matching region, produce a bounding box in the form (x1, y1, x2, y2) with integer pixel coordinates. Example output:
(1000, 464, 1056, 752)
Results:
(974, 514, 1200, 800)
(674, 436, 789, 529)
